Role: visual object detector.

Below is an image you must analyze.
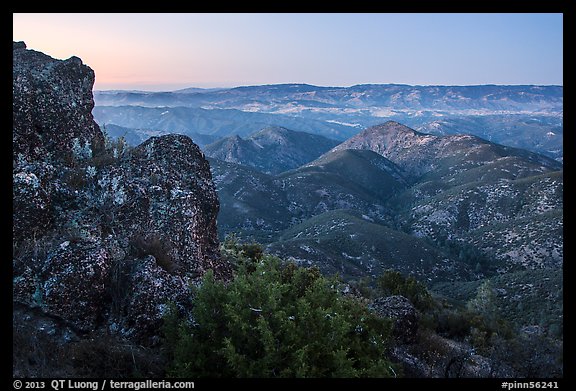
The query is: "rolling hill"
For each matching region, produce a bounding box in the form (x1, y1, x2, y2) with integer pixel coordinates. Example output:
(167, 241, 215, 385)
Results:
(209, 146, 406, 243)
(327, 122, 563, 271)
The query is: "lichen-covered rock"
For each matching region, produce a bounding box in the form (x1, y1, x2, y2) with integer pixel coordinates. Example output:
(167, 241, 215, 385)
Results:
(95, 135, 228, 278)
(13, 41, 103, 165)
(369, 295, 418, 344)
(13, 302, 81, 378)
(14, 240, 111, 332)
(13, 170, 51, 238)
(13, 42, 228, 344)
(40, 241, 111, 331)
(13, 40, 102, 240)
(112, 256, 193, 343)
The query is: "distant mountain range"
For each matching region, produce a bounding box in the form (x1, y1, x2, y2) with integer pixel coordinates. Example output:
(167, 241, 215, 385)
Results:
(93, 83, 563, 161)
(91, 82, 563, 291)
(95, 83, 562, 114)
(93, 105, 355, 140)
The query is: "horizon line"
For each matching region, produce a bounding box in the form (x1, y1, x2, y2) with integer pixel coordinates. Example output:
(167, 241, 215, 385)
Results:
(94, 82, 564, 93)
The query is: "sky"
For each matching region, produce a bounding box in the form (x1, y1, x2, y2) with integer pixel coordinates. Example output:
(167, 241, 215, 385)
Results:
(13, 13, 563, 91)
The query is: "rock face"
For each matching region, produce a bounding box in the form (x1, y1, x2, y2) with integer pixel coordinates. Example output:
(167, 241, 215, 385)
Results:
(13, 41, 103, 239)
(369, 295, 418, 344)
(13, 42, 228, 342)
(13, 41, 103, 166)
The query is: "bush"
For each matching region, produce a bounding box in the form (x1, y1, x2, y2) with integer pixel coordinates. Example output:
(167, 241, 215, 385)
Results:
(220, 234, 264, 272)
(377, 270, 433, 311)
(487, 333, 563, 378)
(163, 254, 397, 378)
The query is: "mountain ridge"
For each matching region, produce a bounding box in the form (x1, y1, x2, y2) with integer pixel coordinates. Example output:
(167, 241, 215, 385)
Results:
(204, 126, 340, 174)
(331, 121, 561, 180)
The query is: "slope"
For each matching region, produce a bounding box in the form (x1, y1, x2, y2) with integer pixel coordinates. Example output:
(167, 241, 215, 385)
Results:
(204, 126, 340, 174)
(209, 147, 406, 242)
(266, 209, 472, 284)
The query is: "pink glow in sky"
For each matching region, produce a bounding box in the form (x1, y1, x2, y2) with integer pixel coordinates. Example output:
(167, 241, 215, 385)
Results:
(13, 13, 563, 91)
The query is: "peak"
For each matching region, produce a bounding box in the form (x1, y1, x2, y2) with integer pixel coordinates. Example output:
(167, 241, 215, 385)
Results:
(13, 41, 26, 50)
(266, 125, 289, 131)
(373, 121, 418, 132)
(67, 55, 83, 65)
(358, 121, 425, 138)
(249, 126, 293, 142)
(382, 120, 404, 127)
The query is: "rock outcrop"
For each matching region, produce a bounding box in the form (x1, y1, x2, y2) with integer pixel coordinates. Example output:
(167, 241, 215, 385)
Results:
(13, 42, 229, 343)
(369, 295, 418, 344)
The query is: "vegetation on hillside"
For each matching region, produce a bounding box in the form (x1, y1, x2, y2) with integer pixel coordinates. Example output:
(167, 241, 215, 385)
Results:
(163, 238, 398, 377)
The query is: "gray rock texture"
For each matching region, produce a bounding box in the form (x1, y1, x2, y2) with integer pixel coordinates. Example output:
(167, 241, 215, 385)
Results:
(13, 42, 229, 342)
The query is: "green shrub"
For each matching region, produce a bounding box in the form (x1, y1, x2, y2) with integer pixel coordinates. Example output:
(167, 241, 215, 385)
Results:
(163, 255, 397, 378)
(220, 235, 264, 273)
(377, 270, 433, 311)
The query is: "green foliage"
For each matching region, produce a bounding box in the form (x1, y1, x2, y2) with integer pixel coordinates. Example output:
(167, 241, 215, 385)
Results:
(439, 239, 495, 275)
(375, 270, 516, 354)
(485, 333, 563, 377)
(163, 251, 396, 378)
(222, 235, 264, 263)
(377, 270, 433, 311)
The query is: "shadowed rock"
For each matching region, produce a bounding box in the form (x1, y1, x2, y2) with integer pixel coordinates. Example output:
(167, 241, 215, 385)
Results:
(13, 42, 229, 343)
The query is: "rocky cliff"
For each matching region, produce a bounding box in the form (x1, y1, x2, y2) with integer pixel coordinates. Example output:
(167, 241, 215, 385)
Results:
(13, 42, 229, 347)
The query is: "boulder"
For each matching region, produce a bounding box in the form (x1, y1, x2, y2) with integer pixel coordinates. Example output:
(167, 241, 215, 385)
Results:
(369, 295, 418, 344)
